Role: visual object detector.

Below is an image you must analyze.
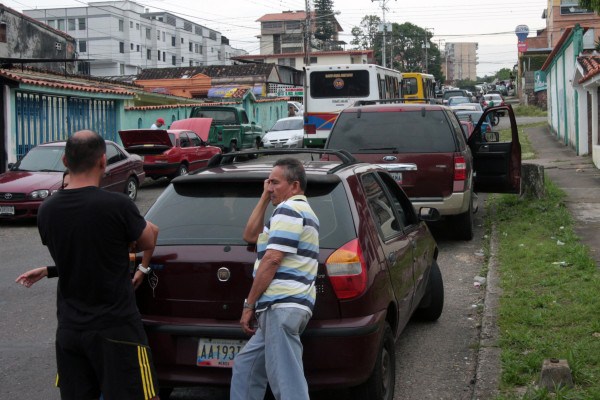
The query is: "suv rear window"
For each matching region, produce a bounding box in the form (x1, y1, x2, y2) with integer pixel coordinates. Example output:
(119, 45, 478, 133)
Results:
(145, 181, 356, 248)
(327, 110, 457, 153)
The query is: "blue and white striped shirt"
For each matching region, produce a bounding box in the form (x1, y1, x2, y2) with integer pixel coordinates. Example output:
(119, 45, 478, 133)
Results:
(254, 195, 319, 314)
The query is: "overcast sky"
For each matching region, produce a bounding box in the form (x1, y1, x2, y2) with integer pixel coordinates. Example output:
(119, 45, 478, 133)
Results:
(9, 0, 549, 76)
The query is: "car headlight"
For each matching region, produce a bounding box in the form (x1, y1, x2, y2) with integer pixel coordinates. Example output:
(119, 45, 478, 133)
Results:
(29, 189, 50, 199)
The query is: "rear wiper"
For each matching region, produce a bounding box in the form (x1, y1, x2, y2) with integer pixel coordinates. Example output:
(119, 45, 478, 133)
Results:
(358, 147, 398, 152)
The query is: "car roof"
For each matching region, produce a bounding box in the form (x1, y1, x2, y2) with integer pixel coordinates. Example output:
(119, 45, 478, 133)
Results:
(171, 149, 385, 185)
(275, 116, 304, 122)
(342, 102, 448, 113)
(37, 139, 119, 147)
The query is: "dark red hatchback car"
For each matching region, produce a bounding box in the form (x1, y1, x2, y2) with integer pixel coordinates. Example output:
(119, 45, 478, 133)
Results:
(136, 149, 444, 400)
(119, 120, 221, 180)
(0, 140, 145, 220)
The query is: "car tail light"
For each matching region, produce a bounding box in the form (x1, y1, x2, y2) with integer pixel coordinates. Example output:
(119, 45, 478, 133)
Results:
(304, 124, 316, 135)
(454, 155, 467, 181)
(326, 239, 367, 300)
(153, 154, 169, 163)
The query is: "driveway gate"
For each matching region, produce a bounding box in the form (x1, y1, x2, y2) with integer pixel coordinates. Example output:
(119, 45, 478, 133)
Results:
(14, 91, 118, 159)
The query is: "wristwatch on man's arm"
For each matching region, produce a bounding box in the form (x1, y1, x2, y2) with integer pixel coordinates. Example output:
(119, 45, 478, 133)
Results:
(137, 264, 151, 274)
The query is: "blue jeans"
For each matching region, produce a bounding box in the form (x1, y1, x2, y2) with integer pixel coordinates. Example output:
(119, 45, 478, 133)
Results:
(230, 307, 311, 400)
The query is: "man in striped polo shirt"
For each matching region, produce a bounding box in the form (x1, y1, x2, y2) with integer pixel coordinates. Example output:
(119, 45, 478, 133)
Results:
(231, 158, 319, 400)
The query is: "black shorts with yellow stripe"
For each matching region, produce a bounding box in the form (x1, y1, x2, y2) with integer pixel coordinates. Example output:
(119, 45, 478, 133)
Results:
(55, 319, 159, 400)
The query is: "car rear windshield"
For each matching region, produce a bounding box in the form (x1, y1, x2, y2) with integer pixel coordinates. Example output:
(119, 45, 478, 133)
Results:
(271, 118, 303, 131)
(190, 109, 237, 124)
(327, 110, 457, 153)
(145, 181, 356, 248)
(309, 70, 370, 98)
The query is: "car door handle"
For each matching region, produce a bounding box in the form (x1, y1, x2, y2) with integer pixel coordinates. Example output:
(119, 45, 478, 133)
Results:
(479, 145, 490, 152)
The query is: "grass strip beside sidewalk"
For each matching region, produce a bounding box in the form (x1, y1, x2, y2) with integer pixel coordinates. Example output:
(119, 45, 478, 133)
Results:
(488, 183, 600, 400)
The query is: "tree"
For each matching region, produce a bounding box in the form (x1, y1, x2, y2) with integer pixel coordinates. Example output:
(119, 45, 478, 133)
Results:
(496, 68, 512, 81)
(314, 0, 338, 50)
(351, 18, 443, 82)
(578, 0, 600, 13)
(350, 15, 381, 51)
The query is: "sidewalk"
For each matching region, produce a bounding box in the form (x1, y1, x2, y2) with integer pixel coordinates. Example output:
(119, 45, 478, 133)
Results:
(526, 123, 600, 266)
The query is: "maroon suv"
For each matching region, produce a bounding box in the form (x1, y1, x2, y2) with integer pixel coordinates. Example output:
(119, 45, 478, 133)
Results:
(324, 101, 521, 240)
(136, 149, 444, 399)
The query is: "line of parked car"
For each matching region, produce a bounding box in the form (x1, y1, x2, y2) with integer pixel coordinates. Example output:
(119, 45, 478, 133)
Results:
(1, 95, 522, 400)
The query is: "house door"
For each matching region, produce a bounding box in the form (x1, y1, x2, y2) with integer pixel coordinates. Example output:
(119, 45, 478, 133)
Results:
(14, 91, 117, 160)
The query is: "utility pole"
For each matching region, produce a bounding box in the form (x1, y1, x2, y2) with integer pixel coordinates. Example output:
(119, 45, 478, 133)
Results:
(372, 0, 396, 68)
(423, 28, 433, 73)
(304, 0, 312, 66)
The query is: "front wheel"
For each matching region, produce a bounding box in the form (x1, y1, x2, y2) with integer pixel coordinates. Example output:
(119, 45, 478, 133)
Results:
(352, 323, 395, 400)
(125, 177, 138, 201)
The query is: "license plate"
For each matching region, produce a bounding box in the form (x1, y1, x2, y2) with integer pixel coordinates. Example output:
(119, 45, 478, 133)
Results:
(0, 206, 15, 215)
(197, 338, 247, 368)
(390, 172, 403, 183)
(274, 143, 283, 148)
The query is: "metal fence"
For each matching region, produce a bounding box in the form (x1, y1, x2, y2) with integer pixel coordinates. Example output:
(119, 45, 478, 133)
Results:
(14, 91, 117, 159)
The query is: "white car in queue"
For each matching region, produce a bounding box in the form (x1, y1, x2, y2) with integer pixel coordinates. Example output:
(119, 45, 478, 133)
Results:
(261, 116, 304, 149)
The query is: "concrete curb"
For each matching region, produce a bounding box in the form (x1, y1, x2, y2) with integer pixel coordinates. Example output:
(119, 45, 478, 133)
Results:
(472, 207, 502, 400)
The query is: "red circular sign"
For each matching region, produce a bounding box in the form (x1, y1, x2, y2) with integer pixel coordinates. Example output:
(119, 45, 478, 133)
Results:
(517, 41, 528, 52)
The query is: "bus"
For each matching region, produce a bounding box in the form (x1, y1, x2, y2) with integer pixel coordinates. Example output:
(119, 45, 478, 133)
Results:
(303, 64, 402, 148)
(401, 72, 436, 103)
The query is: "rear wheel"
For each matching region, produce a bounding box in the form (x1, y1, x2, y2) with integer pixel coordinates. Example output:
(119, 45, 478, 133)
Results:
(125, 177, 138, 201)
(413, 260, 444, 321)
(491, 112, 500, 126)
(452, 196, 474, 240)
(176, 163, 188, 177)
(352, 323, 395, 400)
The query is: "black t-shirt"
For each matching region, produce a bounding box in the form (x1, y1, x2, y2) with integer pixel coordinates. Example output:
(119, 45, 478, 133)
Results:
(37, 186, 146, 330)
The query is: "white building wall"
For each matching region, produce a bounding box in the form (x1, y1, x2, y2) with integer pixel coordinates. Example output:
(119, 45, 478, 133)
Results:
(24, 1, 241, 76)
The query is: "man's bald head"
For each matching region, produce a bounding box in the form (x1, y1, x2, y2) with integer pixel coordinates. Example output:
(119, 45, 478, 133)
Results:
(64, 130, 106, 174)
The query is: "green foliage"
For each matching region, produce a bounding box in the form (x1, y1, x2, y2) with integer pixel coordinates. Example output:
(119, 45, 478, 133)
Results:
(488, 176, 600, 399)
(578, 0, 600, 13)
(350, 15, 381, 51)
(496, 68, 513, 81)
(350, 18, 443, 81)
(313, 0, 338, 50)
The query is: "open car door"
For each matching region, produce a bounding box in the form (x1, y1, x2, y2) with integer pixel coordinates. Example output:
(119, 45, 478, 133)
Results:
(468, 104, 521, 194)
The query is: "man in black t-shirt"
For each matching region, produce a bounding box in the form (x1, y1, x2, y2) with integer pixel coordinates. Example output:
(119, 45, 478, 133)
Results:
(34, 130, 160, 400)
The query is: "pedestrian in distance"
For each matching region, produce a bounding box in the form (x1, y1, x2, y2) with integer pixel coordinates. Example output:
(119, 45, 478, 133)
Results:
(230, 157, 320, 400)
(151, 117, 165, 129)
(16, 130, 160, 400)
(288, 104, 296, 117)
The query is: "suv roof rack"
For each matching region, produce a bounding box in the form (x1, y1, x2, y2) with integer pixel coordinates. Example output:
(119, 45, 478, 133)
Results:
(353, 98, 439, 106)
(205, 148, 359, 174)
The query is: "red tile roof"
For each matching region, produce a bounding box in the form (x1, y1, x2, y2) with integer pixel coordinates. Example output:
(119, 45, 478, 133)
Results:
(257, 11, 311, 22)
(0, 68, 135, 96)
(578, 54, 600, 84)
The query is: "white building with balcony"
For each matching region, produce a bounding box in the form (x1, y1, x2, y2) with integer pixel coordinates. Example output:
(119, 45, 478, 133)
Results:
(24, 0, 247, 77)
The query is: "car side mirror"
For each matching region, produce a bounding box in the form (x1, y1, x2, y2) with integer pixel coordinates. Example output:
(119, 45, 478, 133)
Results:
(484, 131, 499, 142)
(418, 207, 441, 222)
